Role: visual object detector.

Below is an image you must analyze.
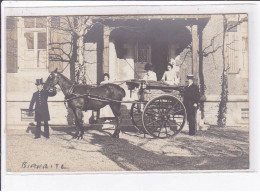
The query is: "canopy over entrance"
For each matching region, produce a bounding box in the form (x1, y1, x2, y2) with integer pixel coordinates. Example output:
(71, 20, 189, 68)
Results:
(89, 15, 210, 83)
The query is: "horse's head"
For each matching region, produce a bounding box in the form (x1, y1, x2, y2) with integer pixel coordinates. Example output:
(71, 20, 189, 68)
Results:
(44, 68, 60, 91)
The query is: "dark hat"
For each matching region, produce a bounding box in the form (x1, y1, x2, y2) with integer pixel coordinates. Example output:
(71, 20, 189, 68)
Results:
(167, 63, 173, 68)
(35, 78, 44, 86)
(103, 73, 110, 79)
(187, 75, 195, 80)
(144, 63, 153, 71)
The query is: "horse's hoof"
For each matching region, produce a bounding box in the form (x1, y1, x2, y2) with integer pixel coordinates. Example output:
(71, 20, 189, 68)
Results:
(112, 134, 119, 138)
(76, 135, 83, 140)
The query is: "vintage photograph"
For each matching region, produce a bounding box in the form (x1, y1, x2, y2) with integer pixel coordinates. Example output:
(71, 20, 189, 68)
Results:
(5, 13, 249, 172)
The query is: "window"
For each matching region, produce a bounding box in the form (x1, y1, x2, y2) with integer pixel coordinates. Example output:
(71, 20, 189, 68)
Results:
(36, 17, 47, 28)
(241, 108, 249, 119)
(134, 42, 151, 79)
(24, 17, 35, 28)
(38, 32, 47, 49)
(6, 17, 18, 73)
(227, 21, 238, 32)
(22, 17, 47, 70)
(242, 37, 248, 52)
(135, 43, 150, 63)
(226, 25, 240, 74)
(51, 16, 60, 27)
(24, 32, 34, 49)
(24, 17, 47, 28)
(6, 17, 15, 29)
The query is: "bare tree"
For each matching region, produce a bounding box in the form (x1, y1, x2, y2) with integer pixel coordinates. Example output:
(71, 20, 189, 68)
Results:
(217, 14, 248, 127)
(196, 14, 248, 126)
(49, 16, 98, 84)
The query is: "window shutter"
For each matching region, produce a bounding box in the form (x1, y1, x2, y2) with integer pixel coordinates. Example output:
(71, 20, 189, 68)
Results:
(6, 17, 18, 73)
(226, 31, 240, 74)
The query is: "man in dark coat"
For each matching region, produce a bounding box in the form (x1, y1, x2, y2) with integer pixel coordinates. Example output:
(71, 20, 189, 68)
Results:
(183, 75, 200, 135)
(29, 78, 57, 139)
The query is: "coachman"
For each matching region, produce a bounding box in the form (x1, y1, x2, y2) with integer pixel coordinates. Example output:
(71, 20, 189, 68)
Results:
(183, 75, 200, 136)
(29, 78, 57, 139)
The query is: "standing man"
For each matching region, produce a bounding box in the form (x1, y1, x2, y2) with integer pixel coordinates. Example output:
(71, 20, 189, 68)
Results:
(29, 78, 57, 139)
(183, 75, 200, 135)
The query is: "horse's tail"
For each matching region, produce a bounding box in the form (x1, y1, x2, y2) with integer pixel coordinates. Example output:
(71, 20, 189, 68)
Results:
(107, 84, 126, 100)
(120, 86, 126, 98)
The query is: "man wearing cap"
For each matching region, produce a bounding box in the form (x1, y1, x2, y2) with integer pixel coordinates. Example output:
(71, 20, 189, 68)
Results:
(183, 75, 200, 135)
(29, 78, 57, 139)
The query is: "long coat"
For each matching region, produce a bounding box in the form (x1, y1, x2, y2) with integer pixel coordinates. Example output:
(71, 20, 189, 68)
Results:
(29, 89, 57, 121)
(183, 83, 200, 119)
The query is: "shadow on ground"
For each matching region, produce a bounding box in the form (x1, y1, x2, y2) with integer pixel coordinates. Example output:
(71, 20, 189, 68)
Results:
(26, 123, 249, 171)
(88, 129, 249, 171)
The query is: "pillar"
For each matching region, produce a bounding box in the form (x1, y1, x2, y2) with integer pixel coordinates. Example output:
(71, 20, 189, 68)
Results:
(191, 25, 199, 84)
(103, 25, 111, 74)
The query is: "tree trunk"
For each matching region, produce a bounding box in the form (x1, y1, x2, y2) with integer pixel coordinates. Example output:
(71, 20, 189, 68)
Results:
(217, 15, 228, 127)
(76, 35, 85, 84)
(70, 34, 78, 82)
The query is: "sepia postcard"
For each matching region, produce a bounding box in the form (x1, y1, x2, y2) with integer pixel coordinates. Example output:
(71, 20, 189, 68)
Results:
(2, 4, 249, 174)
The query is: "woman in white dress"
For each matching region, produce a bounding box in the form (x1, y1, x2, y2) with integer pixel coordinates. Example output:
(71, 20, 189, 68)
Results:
(138, 63, 157, 103)
(99, 73, 114, 122)
(142, 63, 157, 81)
(161, 63, 179, 85)
(100, 73, 111, 85)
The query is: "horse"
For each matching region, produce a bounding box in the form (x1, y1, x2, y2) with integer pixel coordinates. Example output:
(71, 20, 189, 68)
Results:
(44, 68, 126, 139)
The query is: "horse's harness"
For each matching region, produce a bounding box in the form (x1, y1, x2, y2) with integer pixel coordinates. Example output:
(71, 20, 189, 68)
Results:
(62, 83, 144, 109)
(63, 83, 119, 109)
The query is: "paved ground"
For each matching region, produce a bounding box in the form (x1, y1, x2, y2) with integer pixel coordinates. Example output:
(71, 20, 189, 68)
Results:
(6, 123, 249, 172)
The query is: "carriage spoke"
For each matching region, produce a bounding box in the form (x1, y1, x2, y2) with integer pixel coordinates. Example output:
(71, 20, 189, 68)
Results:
(169, 108, 184, 115)
(145, 119, 162, 126)
(165, 101, 179, 115)
(145, 111, 159, 117)
(157, 122, 164, 137)
(165, 121, 177, 132)
(142, 95, 186, 139)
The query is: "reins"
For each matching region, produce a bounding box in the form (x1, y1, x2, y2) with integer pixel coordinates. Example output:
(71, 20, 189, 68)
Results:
(64, 93, 147, 105)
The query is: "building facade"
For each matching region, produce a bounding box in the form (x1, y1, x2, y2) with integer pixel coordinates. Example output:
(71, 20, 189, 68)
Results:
(6, 14, 248, 127)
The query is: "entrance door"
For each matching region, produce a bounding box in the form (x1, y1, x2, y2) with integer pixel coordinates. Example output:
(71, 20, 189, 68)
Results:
(134, 42, 151, 79)
(151, 41, 169, 80)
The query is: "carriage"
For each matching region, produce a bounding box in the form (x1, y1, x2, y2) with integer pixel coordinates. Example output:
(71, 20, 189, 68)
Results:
(125, 79, 186, 139)
(43, 69, 187, 139)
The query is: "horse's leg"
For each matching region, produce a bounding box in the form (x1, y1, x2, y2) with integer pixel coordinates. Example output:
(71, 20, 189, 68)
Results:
(72, 109, 80, 138)
(76, 109, 84, 139)
(73, 108, 84, 139)
(109, 103, 121, 138)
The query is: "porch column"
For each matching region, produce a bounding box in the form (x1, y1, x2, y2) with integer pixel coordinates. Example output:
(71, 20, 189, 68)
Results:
(191, 25, 199, 83)
(103, 26, 111, 74)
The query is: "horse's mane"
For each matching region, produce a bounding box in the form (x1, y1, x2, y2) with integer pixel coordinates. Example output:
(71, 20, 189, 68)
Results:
(58, 72, 73, 84)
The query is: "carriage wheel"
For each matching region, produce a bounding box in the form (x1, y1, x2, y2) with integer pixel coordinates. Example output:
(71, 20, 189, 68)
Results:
(130, 103, 147, 134)
(142, 95, 186, 139)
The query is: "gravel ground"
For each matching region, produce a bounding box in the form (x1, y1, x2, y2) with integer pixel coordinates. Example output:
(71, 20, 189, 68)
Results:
(6, 124, 249, 172)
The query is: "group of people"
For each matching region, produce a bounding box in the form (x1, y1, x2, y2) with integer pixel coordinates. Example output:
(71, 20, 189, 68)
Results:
(29, 61, 199, 139)
(141, 62, 200, 135)
(142, 62, 179, 86)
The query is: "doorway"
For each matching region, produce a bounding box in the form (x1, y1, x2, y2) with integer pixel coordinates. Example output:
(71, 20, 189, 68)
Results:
(151, 40, 169, 80)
